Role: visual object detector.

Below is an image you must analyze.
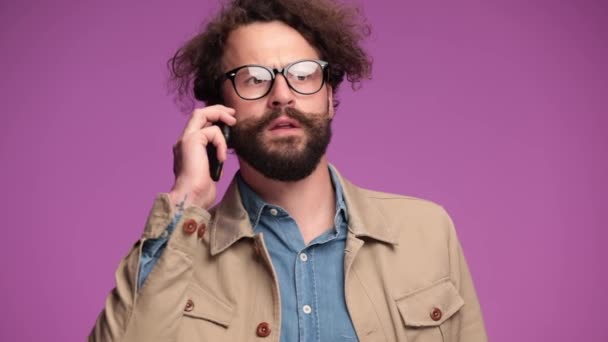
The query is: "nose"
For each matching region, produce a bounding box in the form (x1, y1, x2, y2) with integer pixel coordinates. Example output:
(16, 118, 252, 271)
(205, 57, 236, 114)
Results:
(267, 74, 295, 110)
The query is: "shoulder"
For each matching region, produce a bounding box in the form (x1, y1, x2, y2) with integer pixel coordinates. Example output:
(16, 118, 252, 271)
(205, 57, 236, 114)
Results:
(347, 178, 450, 218)
(356, 184, 447, 215)
(342, 178, 456, 243)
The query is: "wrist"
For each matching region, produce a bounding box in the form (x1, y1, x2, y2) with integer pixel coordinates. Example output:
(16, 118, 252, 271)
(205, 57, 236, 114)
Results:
(168, 186, 212, 210)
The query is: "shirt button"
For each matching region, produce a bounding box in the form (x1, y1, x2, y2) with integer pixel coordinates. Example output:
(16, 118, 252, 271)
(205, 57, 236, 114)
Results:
(299, 253, 308, 262)
(430, 307, 443, 321)
(256, 322, 271, 337)
(269, 208, 278, 216)
(302, 305, 312, 314)
(182, 219, 197, 235)
(160, 230, 169, 239)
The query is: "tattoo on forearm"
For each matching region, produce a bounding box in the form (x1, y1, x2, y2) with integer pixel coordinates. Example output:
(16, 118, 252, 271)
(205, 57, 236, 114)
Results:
(167, 194, 188, 228)
(175, 194, 188, 214)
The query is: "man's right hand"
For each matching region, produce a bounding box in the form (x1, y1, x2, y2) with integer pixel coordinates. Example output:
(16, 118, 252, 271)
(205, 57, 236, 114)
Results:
(168, 105, 237, 210)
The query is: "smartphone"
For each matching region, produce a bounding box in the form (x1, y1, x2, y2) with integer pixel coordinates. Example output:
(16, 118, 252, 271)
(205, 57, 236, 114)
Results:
(207, 123, 231, 182)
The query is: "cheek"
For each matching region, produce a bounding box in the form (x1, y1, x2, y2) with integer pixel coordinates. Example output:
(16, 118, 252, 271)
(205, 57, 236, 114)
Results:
(309, 92, 331, 115)
(220, 82, 238, 106)
(221, 85, 248, 113)
(223, 96, 267, 120)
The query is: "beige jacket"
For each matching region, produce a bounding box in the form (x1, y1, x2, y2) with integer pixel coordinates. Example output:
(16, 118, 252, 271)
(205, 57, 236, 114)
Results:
(89, 169, 487, 341)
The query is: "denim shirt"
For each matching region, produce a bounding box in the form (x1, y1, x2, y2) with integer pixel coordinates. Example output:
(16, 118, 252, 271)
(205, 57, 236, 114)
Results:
(139, 167, 357, 341)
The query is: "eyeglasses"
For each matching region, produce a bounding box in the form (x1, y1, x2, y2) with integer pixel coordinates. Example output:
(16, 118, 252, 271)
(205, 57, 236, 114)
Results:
(224, 59, 329, 100)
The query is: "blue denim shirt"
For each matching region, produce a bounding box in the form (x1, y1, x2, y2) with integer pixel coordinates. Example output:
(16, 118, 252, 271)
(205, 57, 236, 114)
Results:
(139, 167, 357, 341)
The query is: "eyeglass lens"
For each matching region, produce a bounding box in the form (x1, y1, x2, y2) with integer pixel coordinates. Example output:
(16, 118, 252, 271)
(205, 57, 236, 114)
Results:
(233, 60, 325, 99)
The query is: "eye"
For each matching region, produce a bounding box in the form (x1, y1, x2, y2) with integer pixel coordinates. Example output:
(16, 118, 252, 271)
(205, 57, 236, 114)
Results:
(288, 72, 313, 83)
(287, 61, 320, 83)
(245, 77, 266, 85)
(235, 66, 272, 87)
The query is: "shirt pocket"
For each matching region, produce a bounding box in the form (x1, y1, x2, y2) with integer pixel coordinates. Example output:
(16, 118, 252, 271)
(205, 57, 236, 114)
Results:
(395, 278, 464, 342)
(178, 282, 235, 340)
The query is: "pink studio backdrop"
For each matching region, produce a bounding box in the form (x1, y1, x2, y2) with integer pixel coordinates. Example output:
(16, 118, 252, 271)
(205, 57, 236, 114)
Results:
(1, 0, 606, 341)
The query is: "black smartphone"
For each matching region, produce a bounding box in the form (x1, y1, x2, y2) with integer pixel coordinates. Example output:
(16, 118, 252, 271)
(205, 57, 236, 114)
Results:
(207, 123, 231, 182)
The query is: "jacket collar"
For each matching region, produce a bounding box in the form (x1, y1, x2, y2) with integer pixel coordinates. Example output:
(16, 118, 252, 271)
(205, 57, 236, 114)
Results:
(208, 165, 398, 256)
(332, 166, 399, 245)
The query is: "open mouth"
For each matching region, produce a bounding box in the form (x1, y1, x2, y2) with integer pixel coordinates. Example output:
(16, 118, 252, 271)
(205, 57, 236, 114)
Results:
(268, 117, 301, 130)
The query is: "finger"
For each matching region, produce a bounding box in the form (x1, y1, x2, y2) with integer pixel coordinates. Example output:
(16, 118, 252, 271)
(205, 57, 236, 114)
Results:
(202, 125, 229, 162)
(183, 106, 233, 135)
(182, 125, 228, 163)
(182, 105, 236, 136)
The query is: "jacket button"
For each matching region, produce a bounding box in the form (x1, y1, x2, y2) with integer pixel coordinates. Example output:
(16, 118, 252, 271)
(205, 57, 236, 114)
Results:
(430, 307, 442, 321)
(256, 322, 271, 337)
(197, 223, 206, 238)
(184, 299, 194, 312)
(183, 219, 197, 235)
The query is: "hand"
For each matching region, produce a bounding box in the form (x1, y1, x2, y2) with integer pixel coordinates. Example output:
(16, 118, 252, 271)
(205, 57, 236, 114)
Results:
(169, 105, 237, 209)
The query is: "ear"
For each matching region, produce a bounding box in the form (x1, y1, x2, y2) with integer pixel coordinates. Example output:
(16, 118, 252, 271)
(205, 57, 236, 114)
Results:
(326, 85, 335, 119)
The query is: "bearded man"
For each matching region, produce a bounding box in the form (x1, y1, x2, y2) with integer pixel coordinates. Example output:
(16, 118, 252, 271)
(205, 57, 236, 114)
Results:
(89, 0, 487, 341)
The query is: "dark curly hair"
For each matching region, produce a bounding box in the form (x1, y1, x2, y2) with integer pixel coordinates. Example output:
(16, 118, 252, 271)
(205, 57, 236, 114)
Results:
(168, 0, 372, 110)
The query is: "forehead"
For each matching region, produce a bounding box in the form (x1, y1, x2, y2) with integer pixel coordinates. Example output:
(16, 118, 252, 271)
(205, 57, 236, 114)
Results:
(222, 21, 320, 70)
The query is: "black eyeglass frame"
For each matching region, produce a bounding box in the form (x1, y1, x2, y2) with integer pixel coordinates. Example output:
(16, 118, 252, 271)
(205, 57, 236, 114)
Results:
(223, 59, 330, 101)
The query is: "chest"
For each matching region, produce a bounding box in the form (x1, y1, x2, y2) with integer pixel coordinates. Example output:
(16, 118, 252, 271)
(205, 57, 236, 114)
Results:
(176, 234, 460, 342)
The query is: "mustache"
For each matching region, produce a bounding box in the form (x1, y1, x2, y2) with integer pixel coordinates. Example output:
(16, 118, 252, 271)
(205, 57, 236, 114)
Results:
(235, 107, 321, 132)
(258, 107, 317, 129)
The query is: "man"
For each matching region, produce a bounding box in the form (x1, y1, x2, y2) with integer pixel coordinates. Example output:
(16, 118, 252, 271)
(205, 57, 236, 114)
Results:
(90, 0, 487, 341)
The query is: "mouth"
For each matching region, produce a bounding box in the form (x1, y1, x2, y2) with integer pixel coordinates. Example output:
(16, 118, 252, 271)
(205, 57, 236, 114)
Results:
(268, 117, 302, 131)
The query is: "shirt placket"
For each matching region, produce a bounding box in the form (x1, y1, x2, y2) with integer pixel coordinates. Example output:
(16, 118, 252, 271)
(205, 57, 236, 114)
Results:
(295, 246, 319, 342)
(246, 184, 349, 342)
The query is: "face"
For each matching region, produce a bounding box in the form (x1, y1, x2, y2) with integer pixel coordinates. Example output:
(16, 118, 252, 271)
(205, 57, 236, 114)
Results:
(221, 21, 334, 181)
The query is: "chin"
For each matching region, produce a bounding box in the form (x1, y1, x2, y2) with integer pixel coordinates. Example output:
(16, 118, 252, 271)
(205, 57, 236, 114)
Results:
(265, 135, 305, 150)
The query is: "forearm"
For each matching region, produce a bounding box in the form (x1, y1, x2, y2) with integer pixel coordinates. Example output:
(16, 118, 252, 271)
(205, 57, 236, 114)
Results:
(137, 196, 187, 290)
(89, 242, 142, 342)
(89, 194, 210, 342)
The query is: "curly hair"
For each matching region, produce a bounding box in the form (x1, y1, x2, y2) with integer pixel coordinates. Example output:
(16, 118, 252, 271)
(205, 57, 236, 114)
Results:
(168, 0, 372, 110)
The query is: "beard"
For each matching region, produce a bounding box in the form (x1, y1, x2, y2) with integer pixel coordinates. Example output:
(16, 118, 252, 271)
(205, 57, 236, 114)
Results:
(230, 106, 332, 182)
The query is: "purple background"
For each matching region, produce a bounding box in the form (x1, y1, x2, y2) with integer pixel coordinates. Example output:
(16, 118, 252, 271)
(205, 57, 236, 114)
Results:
(1, 0, 606, 341)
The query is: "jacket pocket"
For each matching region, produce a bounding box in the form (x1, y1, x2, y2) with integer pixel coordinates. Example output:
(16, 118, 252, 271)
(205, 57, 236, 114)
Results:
(181, 283, 234, 328)
(395, 279, 464, 341)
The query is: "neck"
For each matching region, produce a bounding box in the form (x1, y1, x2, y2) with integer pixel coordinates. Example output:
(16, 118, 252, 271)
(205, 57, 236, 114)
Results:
(238, 157, 336, 244)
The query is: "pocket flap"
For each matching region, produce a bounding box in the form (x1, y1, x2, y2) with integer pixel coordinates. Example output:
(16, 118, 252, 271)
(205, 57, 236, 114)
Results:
(395, 279, 464, 327)
(183, 283, 235, 328)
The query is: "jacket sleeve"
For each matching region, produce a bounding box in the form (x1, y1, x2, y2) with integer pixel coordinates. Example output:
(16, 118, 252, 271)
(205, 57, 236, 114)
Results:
(444, 208, 488, 342)
(138, 211, 183, 290)
(88, 194, 210, 342)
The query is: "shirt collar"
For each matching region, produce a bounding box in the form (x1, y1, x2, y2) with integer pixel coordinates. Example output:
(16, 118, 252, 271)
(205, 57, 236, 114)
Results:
(235, 172, 266, 230)
(208, 165, 398, 256)
(236, 166, 348, 232)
